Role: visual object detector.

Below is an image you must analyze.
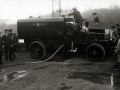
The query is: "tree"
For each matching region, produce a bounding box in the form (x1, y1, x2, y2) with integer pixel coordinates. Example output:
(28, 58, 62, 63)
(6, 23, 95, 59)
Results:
(0, 23, 7, 33)
(29, 16, 33, 18)
(7, 24, 17, 34)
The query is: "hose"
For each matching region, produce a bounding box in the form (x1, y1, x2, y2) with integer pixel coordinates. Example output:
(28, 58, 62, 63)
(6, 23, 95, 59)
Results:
(24, 45, 64, 64)
(0, 45, 64, 68)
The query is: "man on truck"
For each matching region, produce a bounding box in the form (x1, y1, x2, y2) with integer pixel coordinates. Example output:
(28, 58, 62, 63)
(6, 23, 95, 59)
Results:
(67, 7, 83, 29)
(92, 12, 100, 22)
(68, 7, 83, 24)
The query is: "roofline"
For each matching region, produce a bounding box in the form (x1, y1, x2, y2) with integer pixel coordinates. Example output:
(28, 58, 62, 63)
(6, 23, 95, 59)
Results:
(17, 17, 65, 22)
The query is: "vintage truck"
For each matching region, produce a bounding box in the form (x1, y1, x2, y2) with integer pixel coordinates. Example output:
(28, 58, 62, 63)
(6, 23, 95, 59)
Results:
(17, 17, 111, 61)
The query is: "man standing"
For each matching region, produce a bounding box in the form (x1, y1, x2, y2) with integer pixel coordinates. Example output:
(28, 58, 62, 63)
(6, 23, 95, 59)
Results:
(68, 7, 83, 24)
(0, 32, 3, 64)
(111, 26, 120, 70)
(2, 29, 12, 61)
(112, 26, 118, 42)
(92, 12, 100, 22)
(114, 32, 120, 70)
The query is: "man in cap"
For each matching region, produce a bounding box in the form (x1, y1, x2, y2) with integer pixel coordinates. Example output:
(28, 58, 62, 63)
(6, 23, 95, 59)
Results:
(113, 32, 120, 70)
(2, 29, 12, 61)
(112, 26, 118, 42)
(67, 7, 83, 30)
(112, 26, 119, 69)
(92, 12, 100, 22)
(68, 7, 83, 24)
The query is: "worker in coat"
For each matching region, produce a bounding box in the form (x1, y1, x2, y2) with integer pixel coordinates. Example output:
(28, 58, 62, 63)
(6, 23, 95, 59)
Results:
(68, 7, 83, 24)
(92, 12, 100, 22)
(2, 29, 12, 61)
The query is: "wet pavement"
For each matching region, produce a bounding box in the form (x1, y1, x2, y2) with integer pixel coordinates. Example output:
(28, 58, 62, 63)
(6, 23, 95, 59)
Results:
(67, 72, 120, 89)
(0, 52, 120, 90)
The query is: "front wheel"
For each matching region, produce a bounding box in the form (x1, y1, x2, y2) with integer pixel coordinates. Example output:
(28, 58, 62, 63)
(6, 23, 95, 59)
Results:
(86, 43, 105, 61)
(29, 41, 46, 59)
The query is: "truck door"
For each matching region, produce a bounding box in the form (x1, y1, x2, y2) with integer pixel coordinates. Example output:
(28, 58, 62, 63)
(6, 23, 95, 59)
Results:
(77, 29, 88, 41)
(66, 23, 88, 41)
(66, 22, 76, 40)
(76, 23, 88, 42)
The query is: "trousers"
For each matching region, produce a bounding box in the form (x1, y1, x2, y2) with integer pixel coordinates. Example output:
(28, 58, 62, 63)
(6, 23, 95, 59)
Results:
(4, 47, 12, 61)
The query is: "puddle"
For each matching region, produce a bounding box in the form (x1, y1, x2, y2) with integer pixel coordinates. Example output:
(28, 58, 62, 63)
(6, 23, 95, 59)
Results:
(0, 71, 27, 84)
(67, 72, 120, 89)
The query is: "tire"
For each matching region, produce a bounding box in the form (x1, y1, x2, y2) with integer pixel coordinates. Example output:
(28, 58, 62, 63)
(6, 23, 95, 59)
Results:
(86, 43, 105, 61)
(29, 41, 46, 59)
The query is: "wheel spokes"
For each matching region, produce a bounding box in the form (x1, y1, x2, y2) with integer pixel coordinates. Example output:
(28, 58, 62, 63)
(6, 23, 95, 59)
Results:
(31, 46, 43, 58)
(88, 46, 102, 60)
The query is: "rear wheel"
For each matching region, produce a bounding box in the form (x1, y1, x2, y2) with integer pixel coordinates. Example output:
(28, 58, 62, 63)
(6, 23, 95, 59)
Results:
(29, 41, 46, 59)
(86, 43, 105, 61)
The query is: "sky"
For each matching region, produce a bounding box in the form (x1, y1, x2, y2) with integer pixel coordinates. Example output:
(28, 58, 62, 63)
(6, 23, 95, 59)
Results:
(0, 0, 120, 20)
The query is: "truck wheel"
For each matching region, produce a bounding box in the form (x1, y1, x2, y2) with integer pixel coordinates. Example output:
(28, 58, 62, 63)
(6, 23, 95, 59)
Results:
(29, 41, 46, 59)
(86, 43, 105, 61)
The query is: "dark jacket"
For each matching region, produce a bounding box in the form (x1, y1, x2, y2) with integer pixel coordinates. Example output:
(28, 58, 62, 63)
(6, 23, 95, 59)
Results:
(2, 34, 11, 48)
(10, 38, 16, 47)
(8, 33, 13, 37)
(93, 16, 100, 22)
(0, 37, 3, 51)
(68, 10, 83, 23)
(113, 29, 118, 39)
(14, 36, 19, 44)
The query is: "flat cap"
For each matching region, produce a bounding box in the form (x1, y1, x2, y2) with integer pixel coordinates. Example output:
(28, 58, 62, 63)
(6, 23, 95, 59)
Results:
(72, 7, 77, 10)
(5, 29, 9, 32)
(111, 26, 116, 28)
(9, 29, 12, 31)
(92, 12, 97, 15)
